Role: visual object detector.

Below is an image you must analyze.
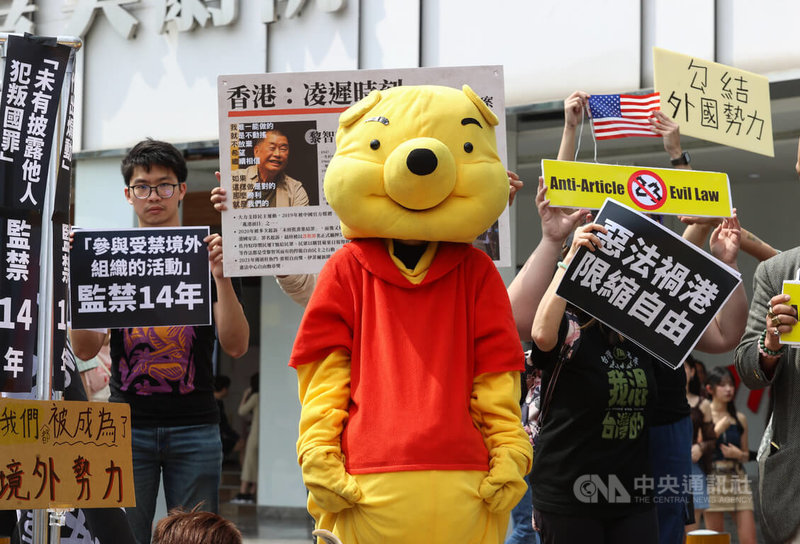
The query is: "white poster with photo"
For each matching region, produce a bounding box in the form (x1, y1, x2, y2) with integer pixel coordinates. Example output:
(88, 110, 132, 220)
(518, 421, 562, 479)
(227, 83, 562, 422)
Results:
(217, 65, 509, 276)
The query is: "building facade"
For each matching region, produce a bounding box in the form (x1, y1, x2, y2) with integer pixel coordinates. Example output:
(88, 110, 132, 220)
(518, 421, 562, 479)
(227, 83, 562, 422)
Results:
(16, 0, 800, 508)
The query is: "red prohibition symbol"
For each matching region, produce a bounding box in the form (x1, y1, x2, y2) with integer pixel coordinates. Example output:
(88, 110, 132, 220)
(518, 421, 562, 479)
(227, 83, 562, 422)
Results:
(627, 170, 667, 211)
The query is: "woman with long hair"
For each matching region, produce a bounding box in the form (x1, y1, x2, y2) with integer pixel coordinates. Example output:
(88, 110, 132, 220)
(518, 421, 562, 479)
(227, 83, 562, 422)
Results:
(703, 366, 756, 544)
(684, 355, 714, 533)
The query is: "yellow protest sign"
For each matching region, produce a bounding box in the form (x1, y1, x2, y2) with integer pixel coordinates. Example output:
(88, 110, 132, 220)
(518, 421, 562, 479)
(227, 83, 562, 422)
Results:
(541, 159, 732, 217)
(780, 281, 800, 345)
(653, 47, 774, 157)
(0, 399, 134, 509)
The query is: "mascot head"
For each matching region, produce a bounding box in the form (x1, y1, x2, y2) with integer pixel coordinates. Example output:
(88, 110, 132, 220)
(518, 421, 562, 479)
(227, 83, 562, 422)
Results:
(323, 85, 508, 243)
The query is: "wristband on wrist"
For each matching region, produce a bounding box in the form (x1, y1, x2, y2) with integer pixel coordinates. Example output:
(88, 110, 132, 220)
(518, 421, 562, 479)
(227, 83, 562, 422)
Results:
(670, 151, 690, 166)
(557, 261, 568, 271)
(759, 329, 786, 358)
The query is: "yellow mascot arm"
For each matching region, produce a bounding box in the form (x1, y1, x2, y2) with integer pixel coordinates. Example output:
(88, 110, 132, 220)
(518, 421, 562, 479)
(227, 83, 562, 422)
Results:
(470, 370, 533, 513)
(296, 349, 362, 513)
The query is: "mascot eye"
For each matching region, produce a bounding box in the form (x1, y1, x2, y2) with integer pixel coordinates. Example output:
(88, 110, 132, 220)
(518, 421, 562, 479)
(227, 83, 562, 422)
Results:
(464, 142, 474, 153)
(370, 139, 381, 150)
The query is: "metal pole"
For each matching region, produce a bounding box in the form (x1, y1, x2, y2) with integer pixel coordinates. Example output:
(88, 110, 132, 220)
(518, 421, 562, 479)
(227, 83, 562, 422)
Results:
(48, 510, 67, 544)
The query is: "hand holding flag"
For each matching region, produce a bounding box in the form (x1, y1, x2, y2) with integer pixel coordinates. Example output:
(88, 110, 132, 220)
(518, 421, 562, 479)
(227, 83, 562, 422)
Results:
(588, 92, 661, 140)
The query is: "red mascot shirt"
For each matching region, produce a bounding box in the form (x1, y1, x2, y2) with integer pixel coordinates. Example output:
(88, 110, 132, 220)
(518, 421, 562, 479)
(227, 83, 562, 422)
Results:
(290, 239, 523, 474)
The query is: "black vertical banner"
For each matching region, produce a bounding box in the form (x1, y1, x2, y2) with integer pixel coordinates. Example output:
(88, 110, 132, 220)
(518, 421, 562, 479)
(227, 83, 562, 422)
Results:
(52, 65, 76, 391)
(0, 35, 70, 211)
(0, 212, 40, 391)
(0, 35, 70, 392)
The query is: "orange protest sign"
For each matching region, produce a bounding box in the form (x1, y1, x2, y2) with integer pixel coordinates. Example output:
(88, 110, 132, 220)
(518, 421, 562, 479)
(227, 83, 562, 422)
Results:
(0, 399, 134, 509)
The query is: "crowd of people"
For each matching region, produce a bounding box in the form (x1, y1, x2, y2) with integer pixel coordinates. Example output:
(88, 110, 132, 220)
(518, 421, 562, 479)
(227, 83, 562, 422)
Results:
(503, 91, 795, 544)
(61, 85, 800, 544)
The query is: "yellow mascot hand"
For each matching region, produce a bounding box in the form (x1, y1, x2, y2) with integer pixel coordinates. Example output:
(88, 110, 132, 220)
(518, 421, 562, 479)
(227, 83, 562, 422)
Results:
(301, 446, 363, 513)
(478, 447, 529, 512)
(296, 350, 362, 514)
(470, 371, 533, 513)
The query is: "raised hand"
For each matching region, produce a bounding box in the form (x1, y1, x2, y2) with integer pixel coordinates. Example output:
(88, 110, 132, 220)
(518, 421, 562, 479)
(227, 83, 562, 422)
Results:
(536, 176, 590, 244)
(709, 209, 741, 266)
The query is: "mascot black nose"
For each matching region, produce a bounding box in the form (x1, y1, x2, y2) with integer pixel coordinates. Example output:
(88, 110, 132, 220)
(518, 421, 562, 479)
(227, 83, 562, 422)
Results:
(406, 148, 438, 176)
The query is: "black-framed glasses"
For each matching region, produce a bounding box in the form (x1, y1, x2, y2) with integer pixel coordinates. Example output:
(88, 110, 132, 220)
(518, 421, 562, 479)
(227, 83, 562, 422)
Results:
(128, 183, 180, 199)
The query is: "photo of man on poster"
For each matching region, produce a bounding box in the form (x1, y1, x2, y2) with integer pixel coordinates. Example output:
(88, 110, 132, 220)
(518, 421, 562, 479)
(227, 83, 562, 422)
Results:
(233, 121, 320, 209)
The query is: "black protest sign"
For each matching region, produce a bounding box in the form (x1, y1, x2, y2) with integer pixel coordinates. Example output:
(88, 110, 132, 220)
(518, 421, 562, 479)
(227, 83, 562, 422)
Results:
(51, 69, 76, 391)
(556, 199, 741, 368)
(51, 220, 72, 390)
(0, 35, 70, 211)
(0, 211, 40, 391)
(70, 227, 212, 329)
(13, 507, 137, 544)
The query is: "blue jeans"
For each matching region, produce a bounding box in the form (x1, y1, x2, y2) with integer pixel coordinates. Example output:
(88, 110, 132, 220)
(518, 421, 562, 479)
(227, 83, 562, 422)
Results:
(649, 416, 692, 544)
(505, 473, 540, 544)
(127, 424, 222, 544)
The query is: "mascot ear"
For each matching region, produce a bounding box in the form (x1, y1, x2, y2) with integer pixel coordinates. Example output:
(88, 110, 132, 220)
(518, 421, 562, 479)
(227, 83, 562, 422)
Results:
(339, 90, 382, 128)
(462, 84, 498, 127)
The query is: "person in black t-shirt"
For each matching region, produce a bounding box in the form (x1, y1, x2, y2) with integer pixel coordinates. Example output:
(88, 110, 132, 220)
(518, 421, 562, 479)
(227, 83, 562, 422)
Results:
(512, 92, 749, 544)
(530, 221, 658, 543)
(71, 140, 250, 544)
(525, 208, 746, 544)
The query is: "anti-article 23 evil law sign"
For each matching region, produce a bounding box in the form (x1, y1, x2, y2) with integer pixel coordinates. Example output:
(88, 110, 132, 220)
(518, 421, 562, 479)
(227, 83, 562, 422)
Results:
(556, 199, 741, 369)
(70, 227, 211, 329)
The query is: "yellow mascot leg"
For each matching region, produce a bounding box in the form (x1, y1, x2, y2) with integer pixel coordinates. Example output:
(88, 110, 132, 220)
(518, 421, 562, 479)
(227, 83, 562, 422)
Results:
(327, 471, 508, 544)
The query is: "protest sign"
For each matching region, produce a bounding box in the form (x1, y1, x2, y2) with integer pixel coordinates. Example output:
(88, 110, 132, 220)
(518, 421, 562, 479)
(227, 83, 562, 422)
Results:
(541, 159, 732, 217)
(556, 198, 741, 368)
(779, 281, 800, 346)
(0, 35, 71, 392)
(0, 398, 134, 509)
(51, 71, 76, 391)
(12, 507, 136, 544)
(653, 47, 774, 157)
(70, 227, 211, 329)
(0, 215, 39, 391)
(0, 35, 71, 211)
(217, 65, 509, 276)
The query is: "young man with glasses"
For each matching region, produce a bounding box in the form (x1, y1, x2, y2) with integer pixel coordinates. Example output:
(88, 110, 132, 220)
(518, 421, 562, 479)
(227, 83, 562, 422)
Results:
(71, 139, 250, 544)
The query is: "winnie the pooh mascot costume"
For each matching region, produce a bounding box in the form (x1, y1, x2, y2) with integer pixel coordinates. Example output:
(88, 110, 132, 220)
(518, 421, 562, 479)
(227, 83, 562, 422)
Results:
(290, 84, 532, 544)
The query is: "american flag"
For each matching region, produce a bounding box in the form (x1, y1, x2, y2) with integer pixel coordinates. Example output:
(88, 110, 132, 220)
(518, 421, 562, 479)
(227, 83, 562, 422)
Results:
(588, 93, 661, 140)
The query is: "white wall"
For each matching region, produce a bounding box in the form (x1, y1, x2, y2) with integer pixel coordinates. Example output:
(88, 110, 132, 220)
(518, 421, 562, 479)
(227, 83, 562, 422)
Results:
(359, 0, 420, 69)
(73, 158, 135, 229)
(29, 0, 800, 155)
(38, 0, 267, 151)
(717, 0, 800, 73)
(641, 0, 716, 88)
(267, 0, 359, 73)
(258, 277, 307, 508)
(421, 0, 642, 105)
